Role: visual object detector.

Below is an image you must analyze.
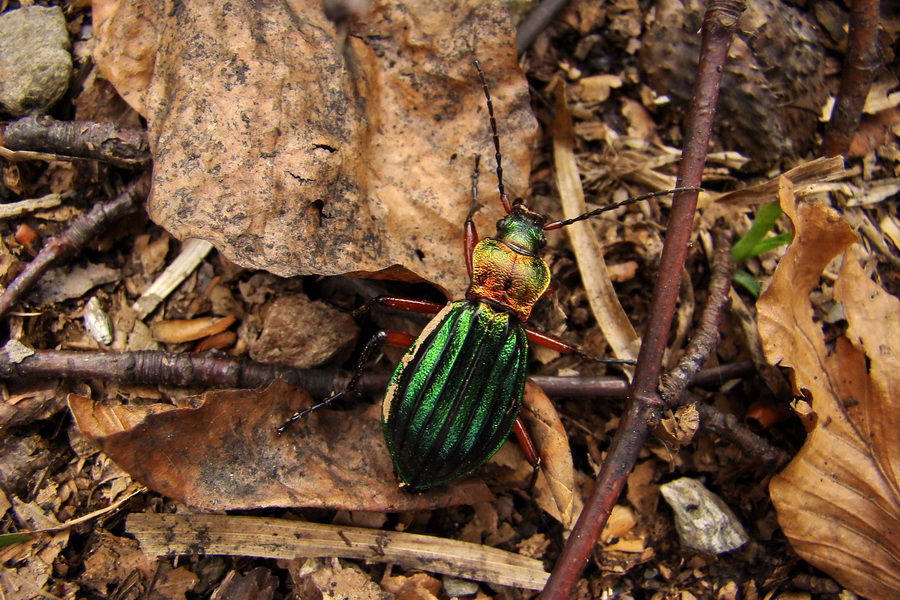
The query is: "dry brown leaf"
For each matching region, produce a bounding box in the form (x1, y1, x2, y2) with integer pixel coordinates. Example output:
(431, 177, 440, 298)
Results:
(210, 568, 278, 600)
(601, 504, 637, 544)
(298, 558, 390, 600)
(625, 459, 659, 517)
(758, 180, 900, 599)
(520, 381, 580, 529)
(0, 498, 69, 592)
(484, 381, 578, 527)
(381, 572, 442, 600)
(78, 530, 154, 595)
(92, 0, 535, 298)
(69, 380, 490, 512)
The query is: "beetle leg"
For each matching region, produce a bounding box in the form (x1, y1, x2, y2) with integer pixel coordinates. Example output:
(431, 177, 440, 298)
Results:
(524, 327, 635, 365)
(513, 416, 541, 491)
(277, 329, 416, 434)
(537, 279, 560, 300)
(354, 296, 446, 319)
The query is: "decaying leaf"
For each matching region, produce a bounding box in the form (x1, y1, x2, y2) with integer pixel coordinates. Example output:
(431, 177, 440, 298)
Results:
(758, 179, 900, 599)
(520, 381, 580, 529)
(484, 380, 579, 527)
(69, 380, 491, 512)
(248, 294, 358, 368)
(92, 0, 536, 297)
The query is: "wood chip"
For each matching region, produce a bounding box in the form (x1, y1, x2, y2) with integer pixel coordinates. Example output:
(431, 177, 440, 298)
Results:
(127, 513, 549, 590)
(132, 238, 213, 319)
(0, 193, 63, 219)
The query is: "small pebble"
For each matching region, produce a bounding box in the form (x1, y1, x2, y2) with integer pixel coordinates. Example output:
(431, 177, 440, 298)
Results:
(660, 477, 750, 554)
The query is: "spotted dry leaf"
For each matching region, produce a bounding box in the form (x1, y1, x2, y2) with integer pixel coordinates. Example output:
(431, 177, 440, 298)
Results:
(92, 0, 535, 297)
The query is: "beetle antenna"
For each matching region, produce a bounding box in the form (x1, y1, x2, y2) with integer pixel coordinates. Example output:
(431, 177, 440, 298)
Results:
(467, 154, 480, 222)
(474, 59, 512, 214)
(543, 187, 704, 230)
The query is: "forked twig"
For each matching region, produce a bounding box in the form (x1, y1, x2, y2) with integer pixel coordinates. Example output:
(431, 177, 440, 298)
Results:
(0, 173, 151, 319)
(541, 2, 745, 597)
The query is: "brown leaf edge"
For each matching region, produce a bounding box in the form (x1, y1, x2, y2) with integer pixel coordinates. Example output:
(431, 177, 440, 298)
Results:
(759, 181, 900, 598)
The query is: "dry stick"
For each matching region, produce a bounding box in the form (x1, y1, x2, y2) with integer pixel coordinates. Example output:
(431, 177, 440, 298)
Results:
(516, 0, 571, 55)
(4, 348, 776, 465)
(540, 3, 744, 598)
(0, 349, 374, 400)
(0, 172, 151, 320)
(658, 229, 734, 403)
(0, 348, 748, 406)
(690, 394, 789, 466)
(822, 0, 883, 157)
(2, 115, 151, 169)
(658, 232, 788, 466)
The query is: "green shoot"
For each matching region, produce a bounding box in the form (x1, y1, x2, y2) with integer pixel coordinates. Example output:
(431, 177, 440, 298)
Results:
(731, 200, 792, 297)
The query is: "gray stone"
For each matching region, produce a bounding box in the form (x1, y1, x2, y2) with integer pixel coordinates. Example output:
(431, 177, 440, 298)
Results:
(660, 477, 750, 554)
(0, 6, 72, 116)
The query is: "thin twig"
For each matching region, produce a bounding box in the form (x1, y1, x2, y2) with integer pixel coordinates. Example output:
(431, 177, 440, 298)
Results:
(691, 394, 789, 466)
(2, 115, 150, 168)
(0, 348, 751, 404)
(0, 173, 151, 319)
(822, 0, 883, 157)
(659, 229, 734, 403)
(540, 3, 744, 598)
(516, 0, 571, 56)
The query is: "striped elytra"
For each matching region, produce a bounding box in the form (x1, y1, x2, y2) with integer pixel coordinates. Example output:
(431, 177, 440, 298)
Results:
(382, 300, 529, 489)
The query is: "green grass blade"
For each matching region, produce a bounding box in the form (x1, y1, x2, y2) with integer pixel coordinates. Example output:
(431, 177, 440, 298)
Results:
(731, 201, 789, 262)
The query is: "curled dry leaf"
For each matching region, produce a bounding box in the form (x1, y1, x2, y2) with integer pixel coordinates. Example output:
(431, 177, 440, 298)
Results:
(758, 179, 900, 599)
(92, 0, 535, 297)
(69, 380, 490, 512)
(520, 381, 580, 529)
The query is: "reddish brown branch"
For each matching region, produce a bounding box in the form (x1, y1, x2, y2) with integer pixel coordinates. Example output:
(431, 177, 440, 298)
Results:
(540, 3, 744, 598)
(0, 347, 750, 403)
(2, 115, 150, 168)
(822, 0, 883, 157)
(0, 173, 151, 319)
